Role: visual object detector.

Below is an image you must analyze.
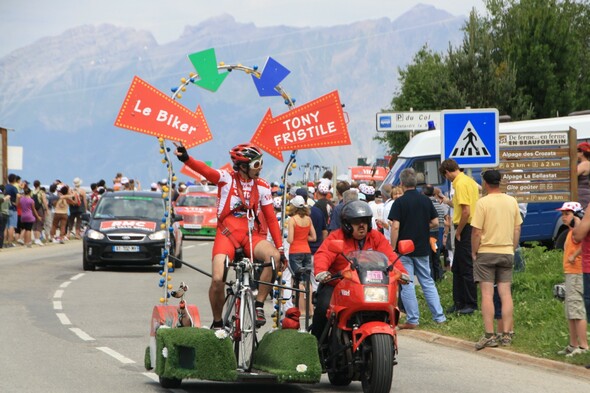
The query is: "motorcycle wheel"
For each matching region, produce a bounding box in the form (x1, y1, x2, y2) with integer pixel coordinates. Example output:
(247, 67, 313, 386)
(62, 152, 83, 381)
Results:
(361, 334, 394, 393)
(327, 328, 352, 386)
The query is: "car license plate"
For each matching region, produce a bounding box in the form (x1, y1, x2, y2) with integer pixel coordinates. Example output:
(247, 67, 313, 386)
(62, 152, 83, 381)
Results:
(113, 245, 140, 252)
(184, 224, 202, 229)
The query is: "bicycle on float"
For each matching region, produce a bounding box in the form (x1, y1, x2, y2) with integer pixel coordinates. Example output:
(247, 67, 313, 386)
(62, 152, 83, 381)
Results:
(221, 246, 275, 371)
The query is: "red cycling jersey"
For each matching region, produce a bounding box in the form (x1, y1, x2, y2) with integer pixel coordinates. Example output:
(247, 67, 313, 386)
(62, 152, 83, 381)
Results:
(183, 157, 283, 258)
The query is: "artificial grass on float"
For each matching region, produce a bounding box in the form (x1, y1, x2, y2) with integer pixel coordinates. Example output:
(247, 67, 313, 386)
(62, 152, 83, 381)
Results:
(252, 329, 321, 383)
(150, 327, 238, 382)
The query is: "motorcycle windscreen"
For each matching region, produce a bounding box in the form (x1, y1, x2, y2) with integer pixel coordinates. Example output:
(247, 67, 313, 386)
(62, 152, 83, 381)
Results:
(346, 250, 390, 285)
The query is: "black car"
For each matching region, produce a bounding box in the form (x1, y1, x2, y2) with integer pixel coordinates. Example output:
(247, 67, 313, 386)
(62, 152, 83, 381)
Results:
(82, 191, 183, 271)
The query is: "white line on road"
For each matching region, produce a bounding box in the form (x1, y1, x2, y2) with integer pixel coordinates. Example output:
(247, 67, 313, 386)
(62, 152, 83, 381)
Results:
(56, 313, 71, 325)
(60, 281, 72, 288)
(142, 372, 159, 382)
(97, 347, 136, 364)
(69, 327, 95, 341)
(53, 301, 62, 310)
(70, 273, 85, 280)
(53, 289, 64, 298)
(184, 245, 195, 249)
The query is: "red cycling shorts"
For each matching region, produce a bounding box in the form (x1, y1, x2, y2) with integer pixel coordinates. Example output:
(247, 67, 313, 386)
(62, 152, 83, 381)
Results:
(213, 222, 266, 260)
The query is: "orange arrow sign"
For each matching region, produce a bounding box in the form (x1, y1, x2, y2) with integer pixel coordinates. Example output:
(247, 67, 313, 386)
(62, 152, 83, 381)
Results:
(251, 90, 350, 161)
(114, 76, 212, 149)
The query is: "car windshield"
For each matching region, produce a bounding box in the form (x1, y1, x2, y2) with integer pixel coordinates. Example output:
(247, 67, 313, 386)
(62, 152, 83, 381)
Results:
(94, 196, 164, 220)
(176, 195, 217, 207)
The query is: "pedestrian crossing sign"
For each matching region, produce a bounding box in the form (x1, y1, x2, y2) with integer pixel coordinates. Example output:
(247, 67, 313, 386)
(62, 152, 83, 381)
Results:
(441, 109, 499, 168)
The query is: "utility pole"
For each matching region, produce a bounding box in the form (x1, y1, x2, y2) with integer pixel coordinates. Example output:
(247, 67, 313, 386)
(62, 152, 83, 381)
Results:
(0, 127, 8, 184)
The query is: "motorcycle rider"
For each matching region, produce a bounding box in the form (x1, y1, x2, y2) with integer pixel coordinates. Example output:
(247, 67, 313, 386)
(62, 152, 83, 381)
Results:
(312, 200, 408, 340)
(174, 142, 283, 329)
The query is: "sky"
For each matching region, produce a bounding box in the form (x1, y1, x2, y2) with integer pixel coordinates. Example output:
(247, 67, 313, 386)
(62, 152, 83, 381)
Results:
(0, 0, 485, 57)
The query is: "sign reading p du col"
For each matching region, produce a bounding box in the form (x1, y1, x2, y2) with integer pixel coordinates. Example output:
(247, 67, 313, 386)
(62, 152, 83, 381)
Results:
(376, 111, 439, 132)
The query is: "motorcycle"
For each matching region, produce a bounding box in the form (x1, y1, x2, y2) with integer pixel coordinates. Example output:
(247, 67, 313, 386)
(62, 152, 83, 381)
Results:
(316, 239, 414, 393)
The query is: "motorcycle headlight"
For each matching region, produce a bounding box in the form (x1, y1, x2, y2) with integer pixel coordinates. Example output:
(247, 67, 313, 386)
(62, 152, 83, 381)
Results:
(86, 229, 105, 240)
(364, 286, 389, 303)
(148, 230, 167, 240)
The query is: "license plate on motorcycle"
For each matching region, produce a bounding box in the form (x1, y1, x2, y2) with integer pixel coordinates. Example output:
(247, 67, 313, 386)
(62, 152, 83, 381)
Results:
(112, 245, 140, 252)
(367, 271, 384, 281)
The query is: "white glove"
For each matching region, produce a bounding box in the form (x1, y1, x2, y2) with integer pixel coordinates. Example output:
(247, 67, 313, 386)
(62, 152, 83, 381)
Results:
(315, 271, 332, 283)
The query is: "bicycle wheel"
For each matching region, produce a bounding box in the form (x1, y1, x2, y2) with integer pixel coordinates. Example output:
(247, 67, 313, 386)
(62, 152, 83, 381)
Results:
(221, 290, 237, 337)
(236, 288, 257, 371)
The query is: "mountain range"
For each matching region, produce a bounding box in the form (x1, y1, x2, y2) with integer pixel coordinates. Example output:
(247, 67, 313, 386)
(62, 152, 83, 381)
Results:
(0, 4, 466, 187)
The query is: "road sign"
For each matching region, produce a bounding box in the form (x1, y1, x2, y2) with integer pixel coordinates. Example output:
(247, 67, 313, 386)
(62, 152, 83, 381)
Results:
(376, 111, 439, 132)
(441, 108, 499, 168)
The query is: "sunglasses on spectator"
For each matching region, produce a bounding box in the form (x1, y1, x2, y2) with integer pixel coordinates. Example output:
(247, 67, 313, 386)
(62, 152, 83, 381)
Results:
(249, 156, 264, 170)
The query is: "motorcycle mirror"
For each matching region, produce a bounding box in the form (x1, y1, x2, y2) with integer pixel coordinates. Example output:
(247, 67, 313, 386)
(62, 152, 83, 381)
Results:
(397, 239, 415, 255)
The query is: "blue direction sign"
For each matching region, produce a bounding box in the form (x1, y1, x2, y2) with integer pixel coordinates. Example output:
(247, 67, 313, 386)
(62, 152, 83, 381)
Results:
(441, 108, 499, 168)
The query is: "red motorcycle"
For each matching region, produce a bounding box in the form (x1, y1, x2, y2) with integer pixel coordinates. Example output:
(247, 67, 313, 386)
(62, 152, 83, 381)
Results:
(317, 239, 413, 393)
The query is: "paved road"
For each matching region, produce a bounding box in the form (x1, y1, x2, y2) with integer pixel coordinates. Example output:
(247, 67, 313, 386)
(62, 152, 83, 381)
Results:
(1, 241, 589, 393)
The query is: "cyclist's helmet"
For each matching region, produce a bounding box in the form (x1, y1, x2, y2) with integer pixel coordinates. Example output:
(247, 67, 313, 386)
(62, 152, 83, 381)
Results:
(341, 200, 373, 237)
(230, 143, 262, 168)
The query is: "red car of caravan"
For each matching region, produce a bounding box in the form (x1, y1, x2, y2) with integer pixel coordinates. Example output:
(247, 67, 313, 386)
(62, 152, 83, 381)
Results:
(174, 185, 218, 238)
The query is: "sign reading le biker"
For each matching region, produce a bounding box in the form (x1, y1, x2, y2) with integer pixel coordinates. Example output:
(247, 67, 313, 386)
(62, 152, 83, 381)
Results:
(441, 109, 499, 168)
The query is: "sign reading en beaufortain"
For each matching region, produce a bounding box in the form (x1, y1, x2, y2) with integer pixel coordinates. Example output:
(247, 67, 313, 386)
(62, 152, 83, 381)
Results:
(251, 91, 350, 161)
(114, 76, 212, 149)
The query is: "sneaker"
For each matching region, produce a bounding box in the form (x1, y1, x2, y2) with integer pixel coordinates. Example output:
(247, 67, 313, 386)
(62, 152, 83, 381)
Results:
(500, 333, 513, 346)
(566, 347, 589, 357)
(475, 334, 498, 350)
(34, 239, 44, 246)
(557, 344, 577, 355)
(255, 307, 266, 327)
(17, 238, 25, 245)
(52, 238, 60, 244)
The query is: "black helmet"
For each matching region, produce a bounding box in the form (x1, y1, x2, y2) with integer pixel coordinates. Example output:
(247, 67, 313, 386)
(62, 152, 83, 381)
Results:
(341, 200, 373, 237)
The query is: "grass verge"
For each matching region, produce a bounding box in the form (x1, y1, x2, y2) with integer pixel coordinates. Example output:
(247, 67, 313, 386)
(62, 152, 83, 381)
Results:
(413, 244, 590, 366)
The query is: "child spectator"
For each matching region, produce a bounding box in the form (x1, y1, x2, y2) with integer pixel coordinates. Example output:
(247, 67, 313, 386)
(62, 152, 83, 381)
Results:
(556, 202, 588, 356)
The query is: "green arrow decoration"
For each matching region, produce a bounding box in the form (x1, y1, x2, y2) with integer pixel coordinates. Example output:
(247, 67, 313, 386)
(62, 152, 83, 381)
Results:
(187, 48, 229, 92)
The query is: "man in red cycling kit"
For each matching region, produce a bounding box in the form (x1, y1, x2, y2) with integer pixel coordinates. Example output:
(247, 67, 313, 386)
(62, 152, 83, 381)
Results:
(174, 142, 283, 328)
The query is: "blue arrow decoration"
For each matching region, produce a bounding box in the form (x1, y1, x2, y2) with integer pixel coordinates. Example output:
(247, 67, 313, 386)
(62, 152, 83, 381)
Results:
(251, 57, 290, 97)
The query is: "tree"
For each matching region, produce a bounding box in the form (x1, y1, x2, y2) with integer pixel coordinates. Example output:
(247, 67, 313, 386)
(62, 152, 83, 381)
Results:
(379, 0, 590, 155)
(487, 0, 590, 117)
(375, 46, 463, 154)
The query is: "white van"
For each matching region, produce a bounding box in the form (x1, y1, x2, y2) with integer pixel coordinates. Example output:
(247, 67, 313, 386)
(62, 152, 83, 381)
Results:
(381, 113, 590, 248)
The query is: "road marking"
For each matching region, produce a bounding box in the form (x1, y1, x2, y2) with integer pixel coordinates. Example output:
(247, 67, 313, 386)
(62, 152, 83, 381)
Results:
(97, 347, 136, 364)
(60, 281, 72, 288)
(71, 273, 84, 280)
(142, 372, 159, 382)
(53, 289, 64, 298)
(184, 245, 195, 249)
(56, 312, 71, 325)
(53, 301, 63, 310)
(69, 327, 95, 341)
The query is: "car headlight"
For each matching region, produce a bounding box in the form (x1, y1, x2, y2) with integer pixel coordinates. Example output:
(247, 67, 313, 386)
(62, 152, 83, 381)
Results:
(86, 229, 105, 240)
(364, 286, 389, 303)
(148, 230, 167, 240)
(208, 217, 217, 224)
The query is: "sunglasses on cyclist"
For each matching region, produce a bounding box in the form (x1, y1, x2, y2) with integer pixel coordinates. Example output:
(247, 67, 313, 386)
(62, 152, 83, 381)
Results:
(249, 156, 264, 170)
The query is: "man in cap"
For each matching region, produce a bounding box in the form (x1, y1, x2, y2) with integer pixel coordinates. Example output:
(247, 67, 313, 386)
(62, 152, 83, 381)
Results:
(471, 169, 522, 350)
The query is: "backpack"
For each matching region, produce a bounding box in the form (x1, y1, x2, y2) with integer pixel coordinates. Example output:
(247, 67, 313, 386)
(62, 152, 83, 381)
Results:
(72, 189, 82, 207)
(33, 192, 43, 211)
